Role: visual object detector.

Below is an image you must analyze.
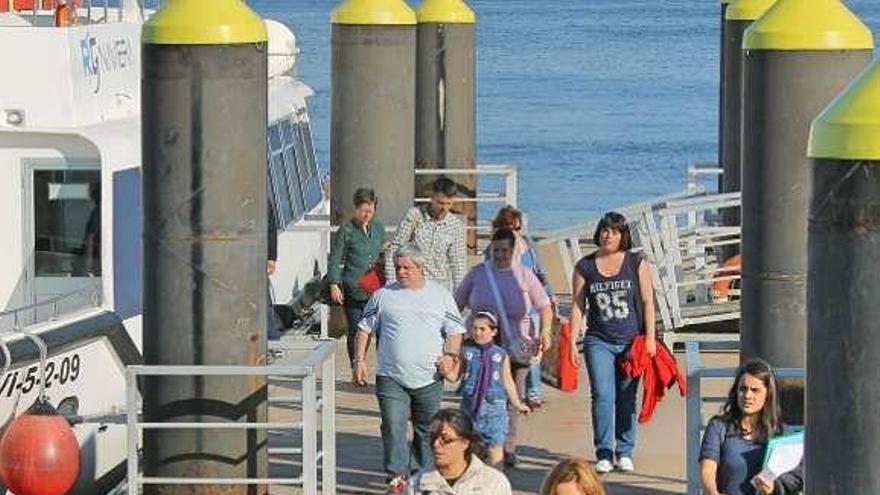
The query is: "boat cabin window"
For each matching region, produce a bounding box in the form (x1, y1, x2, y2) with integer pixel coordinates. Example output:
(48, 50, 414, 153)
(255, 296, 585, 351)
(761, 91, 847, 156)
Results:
(294, 118, 323, 209)
(280, 118, 305, 218)
(267, 113, 322, 229)
(33, 169, 101, 277)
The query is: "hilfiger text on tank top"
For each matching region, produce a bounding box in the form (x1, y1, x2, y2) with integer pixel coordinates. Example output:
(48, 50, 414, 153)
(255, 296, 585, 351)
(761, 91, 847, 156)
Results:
(577, 252, 640, 342)
(589, 279, 633, 321)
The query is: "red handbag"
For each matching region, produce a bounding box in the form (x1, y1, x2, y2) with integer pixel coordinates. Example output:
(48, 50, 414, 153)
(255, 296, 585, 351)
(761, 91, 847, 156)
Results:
(557, 318, 579, 392)
(356, 264, 385, 294)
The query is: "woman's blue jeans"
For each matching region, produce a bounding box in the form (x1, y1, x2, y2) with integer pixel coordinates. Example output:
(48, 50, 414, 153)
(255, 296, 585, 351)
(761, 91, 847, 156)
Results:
(343, 299, 368, 362)
(583, 334, 639, 461)
(526, 362, 543, 402)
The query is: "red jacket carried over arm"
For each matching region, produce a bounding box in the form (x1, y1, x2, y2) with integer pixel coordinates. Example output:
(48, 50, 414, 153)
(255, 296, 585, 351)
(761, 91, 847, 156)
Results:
(618, 335, 687, 423)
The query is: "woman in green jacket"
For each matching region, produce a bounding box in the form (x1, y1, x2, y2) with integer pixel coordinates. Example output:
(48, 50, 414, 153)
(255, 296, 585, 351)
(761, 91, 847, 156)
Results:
(327, 188, 385, 370)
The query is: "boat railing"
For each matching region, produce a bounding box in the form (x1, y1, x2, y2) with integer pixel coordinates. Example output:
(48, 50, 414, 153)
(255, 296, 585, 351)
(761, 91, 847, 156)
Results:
(684, 340, 804, 495)
(0, 285, 101, 333)
(125, 338, 337, 495)
(1, 0, 147, 26)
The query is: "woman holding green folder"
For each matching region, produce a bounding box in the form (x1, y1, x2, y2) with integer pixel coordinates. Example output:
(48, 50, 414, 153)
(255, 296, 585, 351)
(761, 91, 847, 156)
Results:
(698, 359, 803, 495)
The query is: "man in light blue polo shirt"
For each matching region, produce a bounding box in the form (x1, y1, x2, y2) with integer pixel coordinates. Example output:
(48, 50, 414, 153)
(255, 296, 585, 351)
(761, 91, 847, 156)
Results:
(353, 243, 465, 493)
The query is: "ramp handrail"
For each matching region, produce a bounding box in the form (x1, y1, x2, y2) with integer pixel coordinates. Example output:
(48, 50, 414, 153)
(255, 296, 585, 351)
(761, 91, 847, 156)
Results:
(535, 164, 742, 334)
(415, 164, 518, 230)
(297, 164, 518, 234)
(684, 340, 803, 495)
(125, 339, 336, 495)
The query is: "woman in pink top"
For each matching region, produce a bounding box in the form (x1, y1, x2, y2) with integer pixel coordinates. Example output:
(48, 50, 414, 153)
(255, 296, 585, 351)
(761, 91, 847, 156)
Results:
(455, 228, 553, 468)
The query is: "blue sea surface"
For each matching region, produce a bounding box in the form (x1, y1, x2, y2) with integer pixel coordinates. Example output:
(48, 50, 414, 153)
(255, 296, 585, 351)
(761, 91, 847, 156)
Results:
(252, 0, 880, 230)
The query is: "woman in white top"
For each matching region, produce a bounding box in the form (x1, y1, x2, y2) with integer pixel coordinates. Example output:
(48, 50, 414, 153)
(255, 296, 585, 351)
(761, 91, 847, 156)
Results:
(407, 408, 512, 495)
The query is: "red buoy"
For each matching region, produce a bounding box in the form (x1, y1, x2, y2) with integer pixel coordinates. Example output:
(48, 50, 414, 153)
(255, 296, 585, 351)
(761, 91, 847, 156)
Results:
(0, 413, 80, 495)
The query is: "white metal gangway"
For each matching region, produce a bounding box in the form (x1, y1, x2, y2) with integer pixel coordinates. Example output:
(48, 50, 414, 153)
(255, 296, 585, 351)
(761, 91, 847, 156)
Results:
(536, 164, 742, 336)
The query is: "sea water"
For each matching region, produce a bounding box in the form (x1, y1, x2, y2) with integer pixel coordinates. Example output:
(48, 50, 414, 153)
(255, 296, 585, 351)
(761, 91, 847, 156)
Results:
(253, 0, 880, 230)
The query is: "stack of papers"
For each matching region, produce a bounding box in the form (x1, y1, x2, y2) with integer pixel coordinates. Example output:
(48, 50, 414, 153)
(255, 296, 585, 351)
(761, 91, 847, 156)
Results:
(758, 430, 804, 481)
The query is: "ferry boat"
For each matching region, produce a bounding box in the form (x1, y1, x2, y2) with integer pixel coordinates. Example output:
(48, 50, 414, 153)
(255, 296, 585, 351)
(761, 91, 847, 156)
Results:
(0, 2, 329, 493)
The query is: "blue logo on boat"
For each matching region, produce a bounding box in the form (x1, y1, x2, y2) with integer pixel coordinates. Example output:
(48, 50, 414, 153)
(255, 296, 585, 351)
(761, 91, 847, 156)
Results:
(79, 34, 134, 94)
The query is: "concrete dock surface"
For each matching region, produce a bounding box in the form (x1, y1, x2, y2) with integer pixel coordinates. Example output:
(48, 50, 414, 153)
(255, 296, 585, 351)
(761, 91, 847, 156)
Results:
(267, 337, 740, 495)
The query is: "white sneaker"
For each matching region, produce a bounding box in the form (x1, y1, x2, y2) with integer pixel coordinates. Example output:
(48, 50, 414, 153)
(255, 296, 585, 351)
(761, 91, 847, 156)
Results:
(616, 457, 634, 472)
(595, 459, 613, 474)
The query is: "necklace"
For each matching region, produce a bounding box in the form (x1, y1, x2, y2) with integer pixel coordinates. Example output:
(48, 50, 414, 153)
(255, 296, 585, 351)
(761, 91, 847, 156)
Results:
(739, 419, 755, 438)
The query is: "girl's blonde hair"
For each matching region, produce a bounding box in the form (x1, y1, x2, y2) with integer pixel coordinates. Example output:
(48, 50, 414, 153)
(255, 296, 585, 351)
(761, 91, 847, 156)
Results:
(540, 458, 607, 495)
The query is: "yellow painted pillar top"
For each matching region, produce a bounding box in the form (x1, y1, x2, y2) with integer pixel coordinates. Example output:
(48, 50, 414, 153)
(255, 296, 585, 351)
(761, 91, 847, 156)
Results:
(743, 0, 874, 50)
(143, 0, 267, 45)
(725, 0, 775, 21)
(809, 59, 880, 160)
(331, 0, 417, 25)
(416, 0, 475, 24)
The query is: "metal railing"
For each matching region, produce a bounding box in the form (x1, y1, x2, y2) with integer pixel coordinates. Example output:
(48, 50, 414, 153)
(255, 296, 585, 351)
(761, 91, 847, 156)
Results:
(125, 339, 336, 495)
(297, 165, 518, 236)
(415, 164, 518, 231)
(3, 0, 141, 25)
(640, 191, 741, 330)
(536, 163, 742, 334)
(0, 285, 101, 333)
(684, 340, 804, 495)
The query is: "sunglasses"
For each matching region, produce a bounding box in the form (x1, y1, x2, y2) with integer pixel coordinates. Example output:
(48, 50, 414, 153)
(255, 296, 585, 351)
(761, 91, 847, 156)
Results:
(431, 434, 464, 447)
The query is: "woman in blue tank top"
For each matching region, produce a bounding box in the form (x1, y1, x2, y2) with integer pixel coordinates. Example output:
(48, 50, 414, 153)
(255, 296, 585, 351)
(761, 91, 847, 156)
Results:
(569, 212, 657, 474)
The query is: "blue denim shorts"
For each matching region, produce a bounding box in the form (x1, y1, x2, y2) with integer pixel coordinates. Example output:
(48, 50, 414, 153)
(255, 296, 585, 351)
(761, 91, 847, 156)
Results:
(467, 399, 509, 448)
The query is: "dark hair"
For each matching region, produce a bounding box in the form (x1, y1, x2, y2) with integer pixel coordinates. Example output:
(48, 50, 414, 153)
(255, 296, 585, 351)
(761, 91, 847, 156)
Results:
(471, 310, 501, 345)
(429, 408, 485, 460)
(432, 177, 459, 197)
(473, 310, 499, 328)
(492, 206, 523, 231)
(719, 358, 782, 443)
(490, 227, 516, 247)
(353, 187, 377, 207)
(592, 211, 632, 252)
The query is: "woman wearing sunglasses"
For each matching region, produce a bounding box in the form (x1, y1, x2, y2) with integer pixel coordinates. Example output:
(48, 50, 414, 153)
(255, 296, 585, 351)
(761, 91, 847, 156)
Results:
(406, 408, 512, 494)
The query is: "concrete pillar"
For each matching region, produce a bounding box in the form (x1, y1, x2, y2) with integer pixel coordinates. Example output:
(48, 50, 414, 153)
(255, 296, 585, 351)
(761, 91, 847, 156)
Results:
(807, 57, 880, 495)
(141, 1, 269, 493)
(719, 0, 775, 233)
(330, 0, 417, 226)
(416, 0, 476, 251)
(740, 0, 873, 423)
(716, 0, 729, 181)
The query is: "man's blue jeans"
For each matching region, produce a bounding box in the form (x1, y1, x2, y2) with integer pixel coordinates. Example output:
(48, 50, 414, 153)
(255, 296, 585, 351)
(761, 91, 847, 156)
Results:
(375, 376, 444, 479)
(583, 334, 639, 462)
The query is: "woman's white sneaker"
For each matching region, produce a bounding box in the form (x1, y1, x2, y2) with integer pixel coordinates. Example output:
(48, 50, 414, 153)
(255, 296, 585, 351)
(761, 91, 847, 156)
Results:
(616, 457, 635, 472)
(595, 459, 614, 474)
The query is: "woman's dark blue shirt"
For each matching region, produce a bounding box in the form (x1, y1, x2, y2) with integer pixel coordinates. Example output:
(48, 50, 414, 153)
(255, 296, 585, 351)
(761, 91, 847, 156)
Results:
(699, 417, 765, 495)
(575, 251, 641, 344)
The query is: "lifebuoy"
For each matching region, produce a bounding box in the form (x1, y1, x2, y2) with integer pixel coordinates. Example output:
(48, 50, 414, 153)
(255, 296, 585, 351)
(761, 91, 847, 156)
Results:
(712, 254, 741, 301)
